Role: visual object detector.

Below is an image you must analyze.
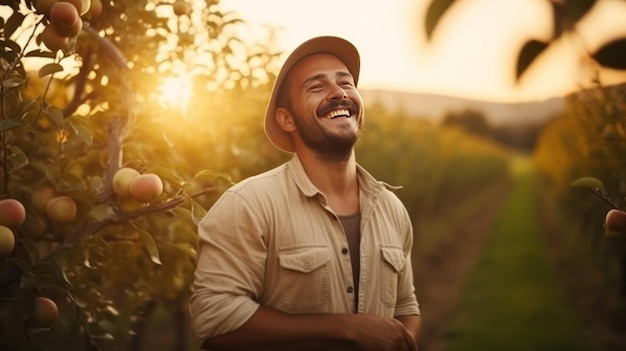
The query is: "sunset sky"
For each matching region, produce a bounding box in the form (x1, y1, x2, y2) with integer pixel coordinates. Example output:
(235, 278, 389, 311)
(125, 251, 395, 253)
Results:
(221, 0, 626, 103)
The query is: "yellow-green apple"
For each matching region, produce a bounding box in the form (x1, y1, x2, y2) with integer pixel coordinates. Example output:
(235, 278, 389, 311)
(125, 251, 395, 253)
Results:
(112, 167, 141, 198)
(0, 225, 15, 256)
(46, 196, 77, 224)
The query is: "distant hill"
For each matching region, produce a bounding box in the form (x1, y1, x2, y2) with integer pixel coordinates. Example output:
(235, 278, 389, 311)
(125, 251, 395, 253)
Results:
(359, 89, 565, 127)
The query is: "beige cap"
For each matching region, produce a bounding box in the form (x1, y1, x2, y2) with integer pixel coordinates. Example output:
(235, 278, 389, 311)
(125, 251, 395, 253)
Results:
(264, 36, 361, 153)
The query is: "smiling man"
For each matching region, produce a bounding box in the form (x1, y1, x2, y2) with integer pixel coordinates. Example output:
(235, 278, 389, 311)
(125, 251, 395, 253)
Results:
(190, 36, 421, 351)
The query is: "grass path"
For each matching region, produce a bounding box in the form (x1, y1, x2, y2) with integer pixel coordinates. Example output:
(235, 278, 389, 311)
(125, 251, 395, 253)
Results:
(442, 169, 590, 351)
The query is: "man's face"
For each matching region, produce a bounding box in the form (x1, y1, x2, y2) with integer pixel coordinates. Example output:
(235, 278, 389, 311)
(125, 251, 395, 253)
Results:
(284, 53, 364, 161)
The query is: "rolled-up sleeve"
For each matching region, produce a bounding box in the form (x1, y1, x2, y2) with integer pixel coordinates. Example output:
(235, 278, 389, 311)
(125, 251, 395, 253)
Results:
(189, 189, 267, 340)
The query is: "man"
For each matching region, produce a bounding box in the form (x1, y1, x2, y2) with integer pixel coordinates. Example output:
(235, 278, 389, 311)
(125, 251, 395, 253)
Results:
(190, 36, 421, 351)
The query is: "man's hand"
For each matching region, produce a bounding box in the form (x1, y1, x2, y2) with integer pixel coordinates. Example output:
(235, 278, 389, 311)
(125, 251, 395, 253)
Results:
(346, 314, 418, 351)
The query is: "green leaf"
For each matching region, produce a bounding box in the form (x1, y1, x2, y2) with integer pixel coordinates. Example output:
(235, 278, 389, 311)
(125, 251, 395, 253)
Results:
(0, 117, 26, 132)
(570, 176, 606, 193)
(16, 239, 41, 262)
(38, 63, 64, 78)
(592, 38, 626, 70)
(44, 105, 64, 126)
(132, 222, 162, 265)
(0, 39, 22, 54)
(25, 49, 58, 59)
(67, 119, 93, 145)
(147, 166, 183, 186)
(190, 198, 206, 226)
(7, 145, 28, 172)
(1, 78, 25, 91)
(516, 40, 549, 81)
(65, 292, 88, 308)
(33, 260, 73, 288)
(424, 0, 457, 40)
(3, 11, 24, 39)
(193, 169, 234, 187)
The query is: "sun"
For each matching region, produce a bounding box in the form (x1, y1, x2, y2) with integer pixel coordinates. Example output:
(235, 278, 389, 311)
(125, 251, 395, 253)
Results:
(157, 74, 194, 111)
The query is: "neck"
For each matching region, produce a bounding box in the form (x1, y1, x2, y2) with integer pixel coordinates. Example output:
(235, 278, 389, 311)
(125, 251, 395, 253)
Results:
(297, 149, 359, 215)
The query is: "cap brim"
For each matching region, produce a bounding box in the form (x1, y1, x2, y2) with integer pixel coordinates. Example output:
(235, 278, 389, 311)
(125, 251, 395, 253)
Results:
(264, 36, 360, 153)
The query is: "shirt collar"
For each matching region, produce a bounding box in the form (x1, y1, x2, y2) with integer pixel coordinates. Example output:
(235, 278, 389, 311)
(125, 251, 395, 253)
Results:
(286, 155, 396, 199)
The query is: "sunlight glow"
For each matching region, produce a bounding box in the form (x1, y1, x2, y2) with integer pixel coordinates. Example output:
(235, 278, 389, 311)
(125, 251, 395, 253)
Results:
(157, 74, 193, 112)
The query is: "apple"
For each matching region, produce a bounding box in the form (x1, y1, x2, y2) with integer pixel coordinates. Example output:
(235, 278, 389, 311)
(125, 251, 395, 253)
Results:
(605, 209, 626, 232)
(40, 24, 69, 51)
(0, 199, 26, 228)
(129, 173, 163, 203)
(0, 225, 15, 256)
(46, 196, 77, 224)
(84, 0, 102, 20)
(29, 297, 59, 328)
(58, 17, 83, 37)
(50, 2, 79, 32)
(62, 0, 91, 16)
(31, 186, 57, 214)
(112, 167, 141, 198)
(173, 0, 191, 16)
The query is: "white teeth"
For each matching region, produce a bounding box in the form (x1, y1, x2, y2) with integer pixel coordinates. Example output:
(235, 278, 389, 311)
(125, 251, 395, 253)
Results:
(326, 109, 350, 119)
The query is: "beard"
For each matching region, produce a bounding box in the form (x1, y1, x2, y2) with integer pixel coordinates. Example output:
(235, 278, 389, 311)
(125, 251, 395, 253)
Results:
(290, 99, 362, 162)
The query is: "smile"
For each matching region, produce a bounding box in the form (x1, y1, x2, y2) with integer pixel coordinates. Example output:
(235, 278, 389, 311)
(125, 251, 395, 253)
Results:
(325, 109, 351, 119)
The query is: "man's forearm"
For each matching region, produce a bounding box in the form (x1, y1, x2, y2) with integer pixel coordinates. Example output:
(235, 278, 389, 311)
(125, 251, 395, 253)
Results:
(202, 306, 351, 351)
(202, 307, 419, 351)
(395, 314, 421, 345)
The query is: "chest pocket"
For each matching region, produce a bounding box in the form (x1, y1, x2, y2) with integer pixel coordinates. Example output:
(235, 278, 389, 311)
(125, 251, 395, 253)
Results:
(278, 247, 330, 312)
(379, 246, 406, 307)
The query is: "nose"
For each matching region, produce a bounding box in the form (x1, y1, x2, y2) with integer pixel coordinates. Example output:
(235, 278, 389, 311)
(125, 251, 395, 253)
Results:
(328, 83, 348, 100)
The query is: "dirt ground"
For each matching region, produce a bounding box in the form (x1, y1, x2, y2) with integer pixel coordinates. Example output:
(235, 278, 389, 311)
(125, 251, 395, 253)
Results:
(412, 180, 513, 351)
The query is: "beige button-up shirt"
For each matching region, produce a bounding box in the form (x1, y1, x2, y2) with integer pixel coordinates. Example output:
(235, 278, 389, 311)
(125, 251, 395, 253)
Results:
(190, 156, 420, 340)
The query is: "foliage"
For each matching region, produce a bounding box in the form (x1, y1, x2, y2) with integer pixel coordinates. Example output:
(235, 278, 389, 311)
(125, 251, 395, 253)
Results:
(534, 82, 626, 295)
(425, 0, 626, 81)
(356, 101, 511, 222)
(0, 1, 283, 350)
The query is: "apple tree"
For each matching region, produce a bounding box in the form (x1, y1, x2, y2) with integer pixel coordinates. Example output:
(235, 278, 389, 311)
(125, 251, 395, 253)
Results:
(0, 0, 279, 350)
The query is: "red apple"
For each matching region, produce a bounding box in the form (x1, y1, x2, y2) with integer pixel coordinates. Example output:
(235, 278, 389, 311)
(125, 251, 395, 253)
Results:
(40, 24, 70, 51)
(29, 297, 59, 328)
(605, 209, 626, 232)
(50, 2, 79, 32)
(129, 174, 163, 203)
(0, 198, 26, 228)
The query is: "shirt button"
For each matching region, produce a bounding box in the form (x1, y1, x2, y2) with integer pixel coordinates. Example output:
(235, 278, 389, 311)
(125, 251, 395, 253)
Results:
(341, 248, 348, 255)
(347, 287, 354, 293)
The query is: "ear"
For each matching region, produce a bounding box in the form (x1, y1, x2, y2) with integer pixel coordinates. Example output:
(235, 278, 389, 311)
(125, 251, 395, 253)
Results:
(276, 107, 296, 133)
